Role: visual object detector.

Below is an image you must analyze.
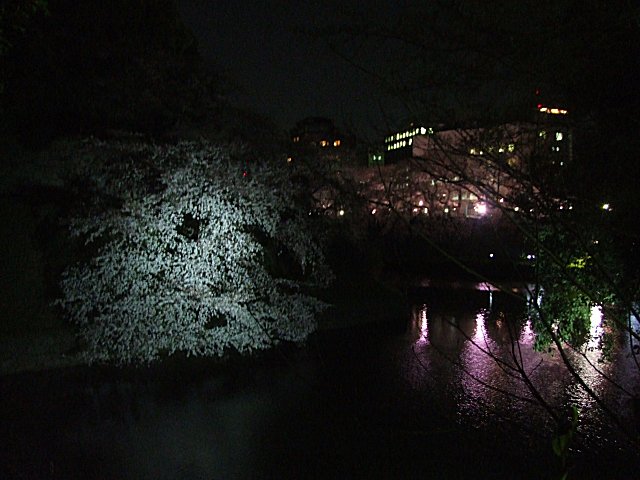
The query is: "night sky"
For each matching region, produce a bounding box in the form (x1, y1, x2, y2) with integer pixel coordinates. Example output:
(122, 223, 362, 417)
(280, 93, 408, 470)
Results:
(177, 0, 407, 138)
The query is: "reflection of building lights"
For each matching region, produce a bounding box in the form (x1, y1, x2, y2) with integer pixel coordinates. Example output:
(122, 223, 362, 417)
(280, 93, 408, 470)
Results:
(588, 305, 604, 350)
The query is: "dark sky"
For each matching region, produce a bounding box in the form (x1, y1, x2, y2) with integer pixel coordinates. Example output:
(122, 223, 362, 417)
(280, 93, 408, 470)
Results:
(177, 1, 406, 139)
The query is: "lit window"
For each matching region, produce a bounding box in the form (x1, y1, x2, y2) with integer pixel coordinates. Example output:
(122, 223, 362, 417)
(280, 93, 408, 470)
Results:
(470, 148, 477, 155)
(539, 130, 547, 138)
(555, 132, 563, 141)
(333, 139, 341, 147)
(507, 143, 515, 152)
(320, 140, 328, 147)
(420, 127, 427, 135)
(539, 106, 568, 115)
(293, 136, 300, 142)
(408, 138, 413, 145)
(286, 156, 292, 163)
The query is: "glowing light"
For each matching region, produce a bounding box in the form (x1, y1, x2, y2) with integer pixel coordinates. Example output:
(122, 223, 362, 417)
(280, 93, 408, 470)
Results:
(489, 253, 494, 258)
(418, 200, 424, 206)
(474, 203, 487, 215)
(333, 139, 341, 147)
(420, 127, 427, 134)
(444, 207, 449, 213)
(423, 208, 428, 214)
(371, 208, 377, 215)
(320, 140, 328, 147)
(338, 209, 345, 216)
(539, 106, 568, 115)
(602, 203, 610, 211)
(555, 132, 563, 141)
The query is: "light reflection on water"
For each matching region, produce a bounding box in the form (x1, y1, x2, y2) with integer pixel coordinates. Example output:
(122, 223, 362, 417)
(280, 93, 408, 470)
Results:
(403, 289, 640, 446)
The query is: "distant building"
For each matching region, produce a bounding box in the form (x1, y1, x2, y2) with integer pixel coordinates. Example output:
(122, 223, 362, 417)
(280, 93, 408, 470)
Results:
(383, 124, 434, 163)
(299, 105, 573, 222)
(289, 117, 356, 164)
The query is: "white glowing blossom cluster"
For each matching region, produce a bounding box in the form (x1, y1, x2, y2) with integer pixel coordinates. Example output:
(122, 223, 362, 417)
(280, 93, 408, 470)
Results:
(57, 139, 332, 364)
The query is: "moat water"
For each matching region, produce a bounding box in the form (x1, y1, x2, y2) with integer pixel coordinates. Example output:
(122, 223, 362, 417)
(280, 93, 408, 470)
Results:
(2, 286, 639, 479)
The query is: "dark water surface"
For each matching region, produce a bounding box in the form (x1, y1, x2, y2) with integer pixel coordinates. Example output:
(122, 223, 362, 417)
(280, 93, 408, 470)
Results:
(2, 287, 639, 479)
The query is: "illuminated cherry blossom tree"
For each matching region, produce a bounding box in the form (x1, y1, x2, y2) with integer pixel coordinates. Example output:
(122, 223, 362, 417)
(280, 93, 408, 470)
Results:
(57, 139, 332, 364)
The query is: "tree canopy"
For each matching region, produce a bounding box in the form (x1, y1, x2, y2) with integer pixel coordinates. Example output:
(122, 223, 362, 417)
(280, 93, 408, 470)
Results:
(56, 138, 332, 364)
(1, 0, 222, 143)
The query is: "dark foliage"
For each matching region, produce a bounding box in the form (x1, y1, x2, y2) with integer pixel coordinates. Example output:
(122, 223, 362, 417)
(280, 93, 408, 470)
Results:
(0, 0, 221, 144)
